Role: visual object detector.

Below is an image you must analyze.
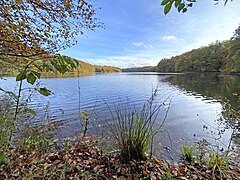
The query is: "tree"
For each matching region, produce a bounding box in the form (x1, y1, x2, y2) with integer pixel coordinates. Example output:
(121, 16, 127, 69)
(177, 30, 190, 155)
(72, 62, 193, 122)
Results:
(0, 0, 103, 85)
(161, 0, 233, 15)
(227, 25, 240, 72)
(231, 25, 240, 41)
(0, 0, 101, 58)
(0, 1, 102, 157)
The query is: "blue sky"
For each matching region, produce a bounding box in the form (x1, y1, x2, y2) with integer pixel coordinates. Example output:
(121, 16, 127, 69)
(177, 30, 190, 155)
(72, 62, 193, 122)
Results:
(60, 0, 240, 68)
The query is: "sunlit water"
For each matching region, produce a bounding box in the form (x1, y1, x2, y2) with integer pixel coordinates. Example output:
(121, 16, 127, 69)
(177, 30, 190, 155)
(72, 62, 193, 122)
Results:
(1, 72, 239, 161)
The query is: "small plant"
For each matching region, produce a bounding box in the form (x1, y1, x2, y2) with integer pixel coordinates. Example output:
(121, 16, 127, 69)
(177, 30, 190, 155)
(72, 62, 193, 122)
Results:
(63, 137, 72, 147)
(162, 166, 173, 180)
(181, 144, 195, 162)
(40, 138, 54, 150)
(195, 139, 209, 163)
(80, 110, 90, 137)
(208, 150, 229, 178)
(18, 136, 54, 150)
(0, 151, 7, 165)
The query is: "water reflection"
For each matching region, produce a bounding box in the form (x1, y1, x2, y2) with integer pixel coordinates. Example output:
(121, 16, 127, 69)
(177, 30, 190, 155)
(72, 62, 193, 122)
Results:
(164, 73, 240, 151)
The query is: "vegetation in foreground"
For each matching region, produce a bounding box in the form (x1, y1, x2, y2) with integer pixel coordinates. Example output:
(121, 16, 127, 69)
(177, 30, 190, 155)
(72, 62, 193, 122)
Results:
(0, 136, 239, 180)
(0, 89, 239, 179)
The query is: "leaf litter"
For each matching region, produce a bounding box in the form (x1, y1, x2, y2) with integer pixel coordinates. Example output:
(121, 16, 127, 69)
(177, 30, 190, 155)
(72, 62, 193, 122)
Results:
(0, 137, 239, 179)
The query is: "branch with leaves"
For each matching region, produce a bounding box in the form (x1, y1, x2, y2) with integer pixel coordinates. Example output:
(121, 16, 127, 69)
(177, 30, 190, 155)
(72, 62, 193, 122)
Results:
(0, 0, 102, 58)
(161, 0, 233, 15)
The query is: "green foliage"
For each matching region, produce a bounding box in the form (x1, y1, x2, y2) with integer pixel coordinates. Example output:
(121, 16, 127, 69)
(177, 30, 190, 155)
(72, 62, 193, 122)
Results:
(187, 139, 233, 178)
(62, 137, 72, 148)
(19, 137, 53, 150)
(162, 166, 174, 180)
(39, 88, 51, 96)
(180, 140, 231, 179)
(227, 25, 240, 72)
(17, 119, 58, 151)
(181, 144, 195, 162)
(161, 0, 232, 15)
(0, 152, 7, 165)
(122, 66, 156, 72)
(156, 58, 176, 72)
(26, 72, 37, 85)
(208, 151, 229, 178)
(80, 110, 90, 137)
(16, 69, 41, 86)
(164, 1, 173, 15)
(16, 70, 27, 81)
(28, 108, 36, 116)
(49, 55, 77, 74)
(161, 0, 195, 14)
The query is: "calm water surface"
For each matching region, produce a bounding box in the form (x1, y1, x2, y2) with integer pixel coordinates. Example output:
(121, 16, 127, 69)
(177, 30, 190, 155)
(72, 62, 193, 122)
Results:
(1, 72, 239, 160)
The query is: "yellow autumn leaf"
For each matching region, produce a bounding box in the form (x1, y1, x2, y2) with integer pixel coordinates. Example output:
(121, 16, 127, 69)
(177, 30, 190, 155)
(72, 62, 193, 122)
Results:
(16, 0, 22, 4)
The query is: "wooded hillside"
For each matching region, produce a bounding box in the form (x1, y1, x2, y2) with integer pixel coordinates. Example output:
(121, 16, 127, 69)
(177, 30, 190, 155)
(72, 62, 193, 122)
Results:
(0, 55, 121, 76)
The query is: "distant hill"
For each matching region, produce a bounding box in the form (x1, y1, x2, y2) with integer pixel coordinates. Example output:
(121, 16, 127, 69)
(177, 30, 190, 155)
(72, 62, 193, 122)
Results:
(74, 59, 121, 74)
(0, 55, 122, 76)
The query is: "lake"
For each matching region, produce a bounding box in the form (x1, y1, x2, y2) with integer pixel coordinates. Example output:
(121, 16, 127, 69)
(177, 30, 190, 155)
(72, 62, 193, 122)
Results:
(1, 72, 239, 161)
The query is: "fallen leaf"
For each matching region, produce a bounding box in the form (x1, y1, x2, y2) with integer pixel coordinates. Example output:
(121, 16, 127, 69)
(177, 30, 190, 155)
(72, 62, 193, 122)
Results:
(44, 163, 52, 170)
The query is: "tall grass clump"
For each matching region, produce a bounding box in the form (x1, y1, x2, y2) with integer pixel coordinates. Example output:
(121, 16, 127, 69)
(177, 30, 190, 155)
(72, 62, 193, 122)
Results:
(107, 90, 170, 162)
(208, 150, 230, 178)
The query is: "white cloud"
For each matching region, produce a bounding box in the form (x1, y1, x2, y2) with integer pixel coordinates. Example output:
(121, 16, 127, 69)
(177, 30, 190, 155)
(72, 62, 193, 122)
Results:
(144, 44, 153, 49)
(87, 55, 161, 68)
(132, 42, 153, 49)
(161, 35, 177, 41)
(132, 42, 144, 46)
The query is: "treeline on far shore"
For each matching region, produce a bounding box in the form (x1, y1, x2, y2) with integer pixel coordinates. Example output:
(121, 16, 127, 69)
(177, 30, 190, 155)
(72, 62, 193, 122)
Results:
(0, 55, 122, 77)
